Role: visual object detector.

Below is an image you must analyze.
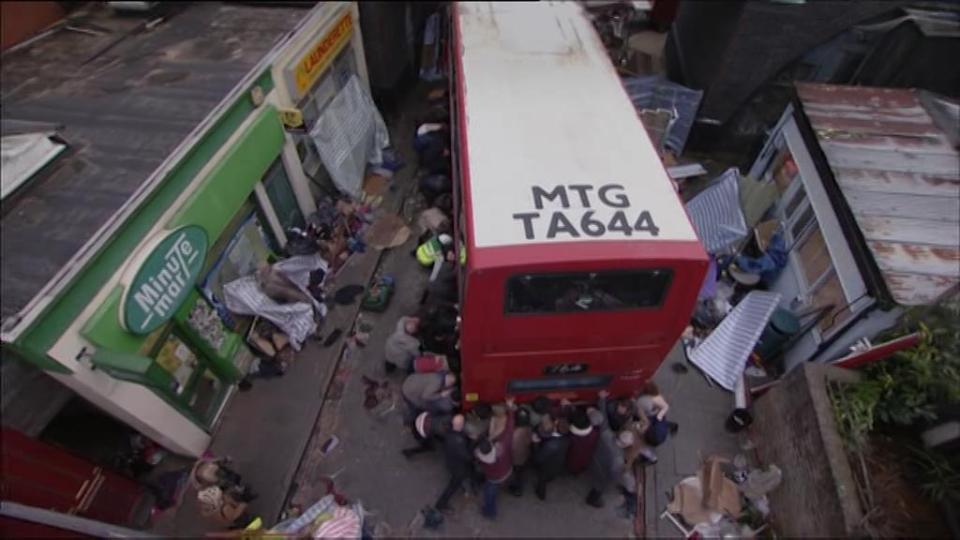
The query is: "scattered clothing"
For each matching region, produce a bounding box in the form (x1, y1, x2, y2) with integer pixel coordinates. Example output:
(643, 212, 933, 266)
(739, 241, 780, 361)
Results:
(333, 284, 366, 305)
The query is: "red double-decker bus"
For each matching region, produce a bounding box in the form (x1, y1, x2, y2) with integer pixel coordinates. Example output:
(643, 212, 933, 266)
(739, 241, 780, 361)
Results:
(448, 2, 708, 406)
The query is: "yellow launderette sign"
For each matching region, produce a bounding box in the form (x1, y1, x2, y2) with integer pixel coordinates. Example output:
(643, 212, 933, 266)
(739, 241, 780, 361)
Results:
(294, 11, 354, 95)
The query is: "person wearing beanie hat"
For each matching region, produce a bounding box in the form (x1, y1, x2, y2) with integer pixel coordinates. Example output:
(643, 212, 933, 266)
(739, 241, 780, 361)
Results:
(474, 397, 516, 519)
(606, 398, 636, 433)
(525, 395, 553, 428)
(402, 411, 452, 459)
(585, 391, 623, 508)
(565, 407, 600, 475)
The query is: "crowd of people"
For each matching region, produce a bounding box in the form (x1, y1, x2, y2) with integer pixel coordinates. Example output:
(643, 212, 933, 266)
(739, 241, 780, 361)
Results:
(376, 87, 682, 522)
(393, 372, 677, 521)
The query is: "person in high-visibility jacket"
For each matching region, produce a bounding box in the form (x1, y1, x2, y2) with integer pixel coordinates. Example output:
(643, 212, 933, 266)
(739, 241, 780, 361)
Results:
(416, 233, 454, 282)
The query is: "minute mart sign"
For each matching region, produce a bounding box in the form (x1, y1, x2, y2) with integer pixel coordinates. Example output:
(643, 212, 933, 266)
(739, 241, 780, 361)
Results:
(120, 226, 208, 335)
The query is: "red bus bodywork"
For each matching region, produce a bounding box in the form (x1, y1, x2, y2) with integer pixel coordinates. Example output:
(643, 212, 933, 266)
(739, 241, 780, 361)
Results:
(449, 2, 709, 406)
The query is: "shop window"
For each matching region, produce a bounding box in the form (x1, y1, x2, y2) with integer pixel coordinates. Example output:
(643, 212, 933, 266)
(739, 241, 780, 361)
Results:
(155, 333, 198, 396)
(505, 269, 672, 315)
(772, 149, 799, 194)
(757, 133, 800, 194)
(151, 330, 228, 426)
(262, 158, 305, 233)
(795, 225, 831, 286)
(790, 205, 816, 241)
(199, 210, 274, 326)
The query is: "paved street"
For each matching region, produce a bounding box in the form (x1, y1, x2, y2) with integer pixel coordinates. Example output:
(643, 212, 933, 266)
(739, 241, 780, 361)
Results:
(286, 234, 640, 538)
(642, 345, 747, 538)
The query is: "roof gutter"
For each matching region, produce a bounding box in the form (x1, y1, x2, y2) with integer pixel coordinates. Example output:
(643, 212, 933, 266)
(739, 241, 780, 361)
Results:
(0, 2, 335, 344)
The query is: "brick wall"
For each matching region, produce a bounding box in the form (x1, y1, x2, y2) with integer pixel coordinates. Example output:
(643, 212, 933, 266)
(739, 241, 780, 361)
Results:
(752, 363, 865, 537)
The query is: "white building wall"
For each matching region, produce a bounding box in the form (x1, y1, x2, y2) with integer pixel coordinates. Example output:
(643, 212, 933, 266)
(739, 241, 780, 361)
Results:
(48, 368, 210, 457)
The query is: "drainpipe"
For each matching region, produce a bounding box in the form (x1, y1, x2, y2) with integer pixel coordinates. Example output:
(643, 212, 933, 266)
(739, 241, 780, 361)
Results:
(0, 501, 159, 538)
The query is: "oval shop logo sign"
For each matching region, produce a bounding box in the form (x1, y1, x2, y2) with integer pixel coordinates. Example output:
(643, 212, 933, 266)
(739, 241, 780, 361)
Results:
(120, 225, 208, 335)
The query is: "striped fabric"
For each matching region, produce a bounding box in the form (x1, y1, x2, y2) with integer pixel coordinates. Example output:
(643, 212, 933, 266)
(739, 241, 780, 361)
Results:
(686, 168, 748, 254)
(690, 291, 782, 391)
(312, 505, 362, 539)
(222, 275, 317, 350)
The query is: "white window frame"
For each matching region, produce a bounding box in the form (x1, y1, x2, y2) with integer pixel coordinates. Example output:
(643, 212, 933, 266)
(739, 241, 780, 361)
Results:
(764, 120, 872, 343)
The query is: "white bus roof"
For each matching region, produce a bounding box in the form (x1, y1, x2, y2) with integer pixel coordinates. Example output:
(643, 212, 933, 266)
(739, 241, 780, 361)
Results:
(456, 2, 699, 249)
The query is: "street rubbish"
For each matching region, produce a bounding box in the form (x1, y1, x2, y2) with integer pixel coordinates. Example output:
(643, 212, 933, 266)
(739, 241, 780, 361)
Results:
(734, 231, 788, 285)
(363, 213, 411, 250)
(320, 436, 340, 456)
(334, 284, 366, 305)
(665, 456, 745, 535)
(269, 493, 363, 539)
(739, 464, 783, 503)
(361, 276, 395, 312)
(223, 275, 317, 351)
(323, 329, 344, 348)
(224, 254, 328, 350)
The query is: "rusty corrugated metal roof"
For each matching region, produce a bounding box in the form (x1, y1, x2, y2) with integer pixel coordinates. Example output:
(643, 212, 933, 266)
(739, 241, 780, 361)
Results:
(796, 82, 960, 306)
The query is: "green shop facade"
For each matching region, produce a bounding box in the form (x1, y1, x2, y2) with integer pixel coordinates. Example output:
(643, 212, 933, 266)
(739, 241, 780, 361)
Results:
(0, 2, 368, 457)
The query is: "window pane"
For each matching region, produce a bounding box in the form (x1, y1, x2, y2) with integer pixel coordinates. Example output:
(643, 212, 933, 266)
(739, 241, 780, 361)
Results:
(263, 160, 305, 232)
(784, 183, 807, 219)
(155, 334, 198, 396)
(796, 225, 831, 285)
(790, 205, 815, 241)
(505, 269, 672, 315)
(811, 271, 852, 335)
(772, 149, 799, 193)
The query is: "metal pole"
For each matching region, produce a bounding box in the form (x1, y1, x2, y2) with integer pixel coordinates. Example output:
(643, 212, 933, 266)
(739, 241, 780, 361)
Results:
(0, 500, 160, 538)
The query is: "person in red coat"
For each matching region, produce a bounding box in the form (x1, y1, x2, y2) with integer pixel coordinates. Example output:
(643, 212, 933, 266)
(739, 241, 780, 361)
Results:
(474, 397, 515, 518)
(565, 408, 600, 475)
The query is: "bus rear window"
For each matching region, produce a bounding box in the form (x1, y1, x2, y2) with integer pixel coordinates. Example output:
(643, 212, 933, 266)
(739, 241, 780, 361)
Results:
(505, 269, 672, 315)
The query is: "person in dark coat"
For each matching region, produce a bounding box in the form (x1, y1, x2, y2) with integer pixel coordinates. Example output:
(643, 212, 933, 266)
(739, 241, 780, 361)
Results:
(606, 398, 636, 433)
(402, 411, 451, 458)
(531, 416, 570, 501)
(434, 414, 474, 511)
(565, 408, 600, 475)
(507, 407, 533, 497)
(586, 391, 624, 508)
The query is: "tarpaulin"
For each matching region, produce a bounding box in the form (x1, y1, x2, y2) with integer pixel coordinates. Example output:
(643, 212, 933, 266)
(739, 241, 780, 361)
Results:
(686, 168, 749, 254)
(689, 290, 781, 391)
(222, 255, 328, 351)
(310, 75, 390, 197)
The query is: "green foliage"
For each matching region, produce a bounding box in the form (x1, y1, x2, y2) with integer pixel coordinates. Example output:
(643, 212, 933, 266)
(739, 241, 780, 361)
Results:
(907, 445, 960, 504)
(864, 319, 960, 428)
(829, 380, 881, 452)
